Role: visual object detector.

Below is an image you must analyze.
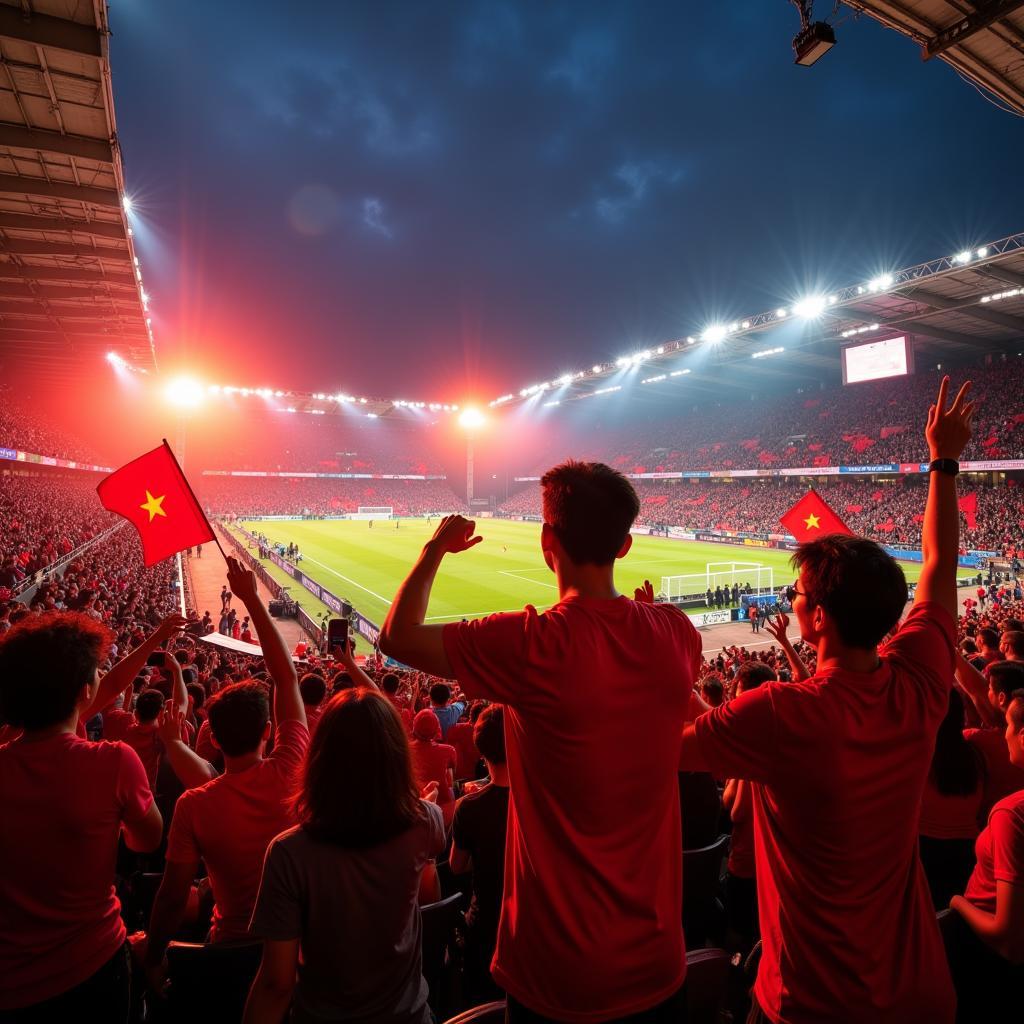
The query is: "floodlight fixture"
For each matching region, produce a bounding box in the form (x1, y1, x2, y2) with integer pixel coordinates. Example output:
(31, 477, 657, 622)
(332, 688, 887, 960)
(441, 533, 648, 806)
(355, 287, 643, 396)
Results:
(775, 308, 788, 318)
(976, 247, 989, 258)
(122, 195, 133, 214)
(793, 294, 827, 319)
(702, 324, 728, 344)
(954, 250, 972, 265)
(106, 351, 122, 365)
(792, 3, 836, 68)
(458, 407, 486, 430)
(164, 377, 203, 408)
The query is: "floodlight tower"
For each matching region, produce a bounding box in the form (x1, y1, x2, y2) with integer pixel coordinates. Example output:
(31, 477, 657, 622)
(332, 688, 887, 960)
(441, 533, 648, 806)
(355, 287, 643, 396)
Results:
(458, 408, 486, 504)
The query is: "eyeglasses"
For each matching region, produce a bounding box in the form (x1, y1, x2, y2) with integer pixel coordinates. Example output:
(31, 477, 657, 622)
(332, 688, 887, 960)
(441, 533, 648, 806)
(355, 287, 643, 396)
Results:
(785, 583, 805, 603)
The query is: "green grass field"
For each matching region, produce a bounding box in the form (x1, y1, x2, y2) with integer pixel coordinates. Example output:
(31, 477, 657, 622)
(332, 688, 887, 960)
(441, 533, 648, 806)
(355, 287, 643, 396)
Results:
(237, 518, 931, 629)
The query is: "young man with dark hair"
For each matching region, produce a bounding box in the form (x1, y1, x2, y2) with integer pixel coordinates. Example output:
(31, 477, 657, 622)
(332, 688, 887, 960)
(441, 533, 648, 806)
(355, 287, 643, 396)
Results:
(380, 459, 702, 1021)
(143, 557, 308, 993)
(450, 704, 510, 1001)
(0, 612, 165, 1016)
(299, 672, 327, 733)
(962, 661, 1024, 812)
(428, 680, 465, 740)
(680, 378, 975, 1024)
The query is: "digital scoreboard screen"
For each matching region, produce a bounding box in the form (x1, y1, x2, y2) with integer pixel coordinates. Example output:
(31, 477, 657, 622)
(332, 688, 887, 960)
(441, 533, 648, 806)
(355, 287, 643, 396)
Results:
(842, 335, 913, 385)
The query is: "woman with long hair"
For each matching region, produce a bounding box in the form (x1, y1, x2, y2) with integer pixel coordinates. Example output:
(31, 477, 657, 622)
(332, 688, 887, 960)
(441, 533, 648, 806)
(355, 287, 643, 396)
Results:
(244, 689, 444, 1024)
(918, 688, 986, 906)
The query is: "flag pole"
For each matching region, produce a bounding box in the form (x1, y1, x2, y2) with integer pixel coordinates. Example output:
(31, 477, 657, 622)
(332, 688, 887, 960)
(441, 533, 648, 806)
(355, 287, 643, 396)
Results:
(162, 438, 231, 564)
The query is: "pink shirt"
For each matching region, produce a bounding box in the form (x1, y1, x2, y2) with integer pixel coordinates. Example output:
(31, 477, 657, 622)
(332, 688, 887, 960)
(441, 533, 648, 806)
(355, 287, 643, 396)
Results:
(0, 735, 152, 1009)
(166, 719, 308, 942)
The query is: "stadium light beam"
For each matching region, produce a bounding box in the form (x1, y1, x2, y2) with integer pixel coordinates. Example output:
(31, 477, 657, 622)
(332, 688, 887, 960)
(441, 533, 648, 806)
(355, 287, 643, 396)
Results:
(793, 294, 827, 319)
(458, 407, 486, 430)
(164, 377, 204, 409)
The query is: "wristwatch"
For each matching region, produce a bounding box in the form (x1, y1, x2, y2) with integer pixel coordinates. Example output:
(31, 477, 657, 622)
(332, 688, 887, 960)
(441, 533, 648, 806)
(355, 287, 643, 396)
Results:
(928, 458, 959, 475)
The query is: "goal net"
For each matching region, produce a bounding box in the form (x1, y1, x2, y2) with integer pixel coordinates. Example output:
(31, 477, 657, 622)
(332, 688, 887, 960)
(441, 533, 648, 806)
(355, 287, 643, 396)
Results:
(349, 506, 394, 521)
(660, 562, 774, 604)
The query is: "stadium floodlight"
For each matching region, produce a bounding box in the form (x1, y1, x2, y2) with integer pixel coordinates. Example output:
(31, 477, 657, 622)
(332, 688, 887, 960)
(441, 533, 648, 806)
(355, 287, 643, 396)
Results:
(656, 345, 665, 354)
(669, 369, 691, 377)
(686, 336, 695, 344)
(557, 373, 574, 386)
(741, 320, 750, 330)
(616, 356, 630, 368)
(775, 308, 787, 318)
(752, 346, 785, 359)
(207, 384, 221, 394)
(106, 351, 122, 365)
(867, 274, 894, 293)
(793, 294, 827, 319)
(458, 407, 486, 430)
(977, 247, 989, 258)
(701, 324, 728, 344)
(164, 377, 203, 408)
(953, 250, 972, 265)
(122, 195, 133, 214)
(543, 400, 560, 407)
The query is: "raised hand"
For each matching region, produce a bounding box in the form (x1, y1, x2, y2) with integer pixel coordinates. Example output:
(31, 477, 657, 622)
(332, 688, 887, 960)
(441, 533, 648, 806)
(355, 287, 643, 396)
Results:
(634, 579, 654, 604)
(765, 610, 791, 646)
(427, 515, 483, 555)
(157, 701, 187, 745)
(926, 376, 975, 461)
(225, 555, 259, 605)
(421, 781, 440, 804)
(154, 613, 190, 642)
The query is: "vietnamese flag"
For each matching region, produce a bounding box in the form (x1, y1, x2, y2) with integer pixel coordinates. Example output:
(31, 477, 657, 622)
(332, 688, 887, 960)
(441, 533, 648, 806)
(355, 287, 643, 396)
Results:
(97, 442, 214, 566)
(780, 488, 854, 544)
(958, 492, 977, 531)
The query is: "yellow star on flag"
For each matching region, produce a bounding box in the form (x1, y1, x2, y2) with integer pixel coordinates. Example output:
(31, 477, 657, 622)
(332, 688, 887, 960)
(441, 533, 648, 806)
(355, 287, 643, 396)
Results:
(803, 512, 821, 530)
(140, 490, 167, 522)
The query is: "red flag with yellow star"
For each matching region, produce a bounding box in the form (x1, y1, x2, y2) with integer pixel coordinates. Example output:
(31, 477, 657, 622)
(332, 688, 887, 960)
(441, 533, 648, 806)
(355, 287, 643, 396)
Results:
(780, 487, 853, 544)
(97, 442, 214, 566)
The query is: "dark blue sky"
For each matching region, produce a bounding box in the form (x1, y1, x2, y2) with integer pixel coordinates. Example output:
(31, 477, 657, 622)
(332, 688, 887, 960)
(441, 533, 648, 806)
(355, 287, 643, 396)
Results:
(111, 1, 1023, 404)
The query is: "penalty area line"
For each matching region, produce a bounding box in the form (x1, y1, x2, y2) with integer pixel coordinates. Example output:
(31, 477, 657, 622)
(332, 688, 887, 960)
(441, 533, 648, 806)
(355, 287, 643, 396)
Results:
(300, 555, 393, 606)
(498, 570, 559, 590)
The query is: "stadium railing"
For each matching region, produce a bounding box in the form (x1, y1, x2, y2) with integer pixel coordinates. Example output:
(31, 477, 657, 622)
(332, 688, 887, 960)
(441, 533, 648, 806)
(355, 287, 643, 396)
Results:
(11, 521, 126, 604)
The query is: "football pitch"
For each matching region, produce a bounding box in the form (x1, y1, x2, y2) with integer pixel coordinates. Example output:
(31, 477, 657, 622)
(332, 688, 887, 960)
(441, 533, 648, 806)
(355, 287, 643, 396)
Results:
(235, 518, 929, 629)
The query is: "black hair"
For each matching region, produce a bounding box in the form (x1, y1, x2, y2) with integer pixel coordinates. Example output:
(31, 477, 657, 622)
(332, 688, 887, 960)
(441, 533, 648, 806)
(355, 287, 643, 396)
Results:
(541, 460, 640, 566)
(429, 682, 451, 705)
(473, 703, 506, 765)
(135, 689, 165, 724)
(205, 681, 270, 757)
(793, 535, 906, 649)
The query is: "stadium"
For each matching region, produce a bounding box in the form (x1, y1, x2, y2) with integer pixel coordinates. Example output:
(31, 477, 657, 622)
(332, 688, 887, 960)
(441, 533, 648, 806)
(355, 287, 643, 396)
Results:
(2, 2, 1024, 1023)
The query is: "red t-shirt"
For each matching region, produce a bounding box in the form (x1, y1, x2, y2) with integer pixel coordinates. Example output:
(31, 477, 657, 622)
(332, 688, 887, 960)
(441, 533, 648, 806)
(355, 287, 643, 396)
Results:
(304, 703, 324, 735)
(102, 707, 135, 743)
(727, 780, 755, 878)
(693, 601, 957, 1024)
(411, 738, 457, 811)
(965, 727, 1024, 815)
(446, 721, 479, 779)
(964, 789, 1024, 913)
(444, 594, 700, 1021)
(166, 718, 309, 942)
(0, 734, 153, 1009)
(123, 723, 162, 787)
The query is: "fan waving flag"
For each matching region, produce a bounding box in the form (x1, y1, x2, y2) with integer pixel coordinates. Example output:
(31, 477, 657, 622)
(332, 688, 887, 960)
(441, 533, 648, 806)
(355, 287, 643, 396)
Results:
(780, 488, 854, 544)
(97, 442, 215, 566)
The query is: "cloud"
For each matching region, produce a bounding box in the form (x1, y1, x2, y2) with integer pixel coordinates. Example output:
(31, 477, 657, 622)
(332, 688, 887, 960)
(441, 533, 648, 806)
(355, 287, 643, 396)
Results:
(361, 197, 393, 238)
(547, 28, 618, 94)
(593, 160, 687, 224)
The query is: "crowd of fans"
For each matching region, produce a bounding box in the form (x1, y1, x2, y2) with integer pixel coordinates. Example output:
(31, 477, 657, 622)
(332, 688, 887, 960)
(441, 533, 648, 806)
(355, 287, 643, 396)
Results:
(199, 476, 469, 518)
(0, 389, 104, 464)
(501, 477, 1024, 553)
(0, 473, 117, 594)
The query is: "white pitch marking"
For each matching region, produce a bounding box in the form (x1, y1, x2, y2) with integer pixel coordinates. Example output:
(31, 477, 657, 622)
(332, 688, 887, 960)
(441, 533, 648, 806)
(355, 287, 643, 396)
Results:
(498, 570, 559, 590)
(425, 605, 555, 622)
(300, 555, 394, 605)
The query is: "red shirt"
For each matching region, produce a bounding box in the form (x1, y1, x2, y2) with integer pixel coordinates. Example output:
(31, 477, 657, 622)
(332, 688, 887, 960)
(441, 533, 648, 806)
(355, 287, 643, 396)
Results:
(444, 595, 700, 1022)
(693, 601, 956, 1024)
(447, 721, 479, 779)
(410, 738, 457, 813)
(102, 707, 135, 743)
(727, 780, 755, 878)
(964, 789, 1024, 913)
(123, 722, 162, 788)
(965, 727, 1024, 815)
(0, 735, 153, 1009)
(166, 719, 309, 942)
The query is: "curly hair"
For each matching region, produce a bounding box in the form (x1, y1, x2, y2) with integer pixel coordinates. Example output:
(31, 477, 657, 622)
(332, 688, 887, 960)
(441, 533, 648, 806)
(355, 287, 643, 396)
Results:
(0, 612, 112, 730)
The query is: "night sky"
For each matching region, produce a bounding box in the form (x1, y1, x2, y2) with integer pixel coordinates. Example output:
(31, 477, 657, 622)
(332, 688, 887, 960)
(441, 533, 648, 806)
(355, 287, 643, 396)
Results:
(111, 1, 1024, 406)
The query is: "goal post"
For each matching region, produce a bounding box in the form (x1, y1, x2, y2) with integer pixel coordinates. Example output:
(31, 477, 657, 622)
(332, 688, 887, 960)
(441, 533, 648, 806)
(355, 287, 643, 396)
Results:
(349, 506, 394, 521)
(660, 562, 774, 604)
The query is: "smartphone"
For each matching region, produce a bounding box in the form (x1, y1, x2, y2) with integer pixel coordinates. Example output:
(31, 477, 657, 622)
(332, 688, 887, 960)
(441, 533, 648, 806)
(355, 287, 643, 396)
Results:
(326, 617, 352, 654)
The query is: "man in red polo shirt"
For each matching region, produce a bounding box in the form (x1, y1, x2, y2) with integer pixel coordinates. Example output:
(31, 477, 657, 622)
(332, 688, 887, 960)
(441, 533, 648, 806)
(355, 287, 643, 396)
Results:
(680, 377, 975, 1024)
(381, 461, 701, 1022)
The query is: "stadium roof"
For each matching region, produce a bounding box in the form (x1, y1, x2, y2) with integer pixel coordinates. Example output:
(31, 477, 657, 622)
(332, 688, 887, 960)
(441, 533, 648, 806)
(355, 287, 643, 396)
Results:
(0, 0, 153, 385)
(841, 1, 1024, 117)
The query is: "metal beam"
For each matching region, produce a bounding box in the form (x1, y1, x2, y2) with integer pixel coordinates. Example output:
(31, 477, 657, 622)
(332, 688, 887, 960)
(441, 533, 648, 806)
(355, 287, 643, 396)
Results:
(0, 237, 127, 259)
(905, 287, 1024, 332)
(0, 328, 143, 344)
(0, 212, 124, 239)
(0, 122, 112, 164)
(899, 321, 989, 349)
(979, 265, 1024, 289)
(0, 173, 119, 208)
(0, 301, 140, 320)
(0, 316, 145, 336)
(0, 263, 134, 283)
(923, 1, 1024, 60)
(0, 5, 102, 59)
(0, 281, 132, 300)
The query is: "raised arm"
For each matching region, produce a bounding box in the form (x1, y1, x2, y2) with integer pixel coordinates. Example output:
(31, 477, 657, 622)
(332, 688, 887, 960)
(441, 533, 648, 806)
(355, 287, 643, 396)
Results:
(914, 377, 975, 621)
(226, 556, 305, 727)
(157, 703, 217, 788)
(954, 652, 1002, 728)
(333, 637, 379, 691)
(380, 515, 482, 676)
(85, 613, 189, 718)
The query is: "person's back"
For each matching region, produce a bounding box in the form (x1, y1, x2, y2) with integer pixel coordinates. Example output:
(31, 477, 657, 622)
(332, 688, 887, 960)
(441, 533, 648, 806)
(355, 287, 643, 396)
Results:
(380, 461, 701, 1020)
